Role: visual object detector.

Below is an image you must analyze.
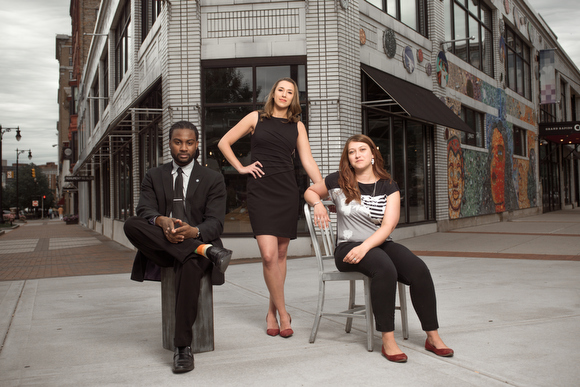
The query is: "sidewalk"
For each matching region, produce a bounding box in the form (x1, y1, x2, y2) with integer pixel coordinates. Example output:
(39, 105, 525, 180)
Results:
(0, 210, 579, 386)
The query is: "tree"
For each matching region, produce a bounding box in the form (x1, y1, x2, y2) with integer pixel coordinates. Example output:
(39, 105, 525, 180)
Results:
(2, 164, 54, 213)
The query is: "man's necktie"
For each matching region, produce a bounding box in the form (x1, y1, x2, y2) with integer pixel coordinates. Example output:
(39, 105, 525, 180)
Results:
(173, 167, 188, 223)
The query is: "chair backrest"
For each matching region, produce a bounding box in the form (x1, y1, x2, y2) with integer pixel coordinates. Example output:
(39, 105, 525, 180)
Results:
(304, 201, 337, 274)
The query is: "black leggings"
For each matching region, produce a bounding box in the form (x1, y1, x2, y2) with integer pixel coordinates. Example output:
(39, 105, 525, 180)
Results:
(335, 241, 439, 333)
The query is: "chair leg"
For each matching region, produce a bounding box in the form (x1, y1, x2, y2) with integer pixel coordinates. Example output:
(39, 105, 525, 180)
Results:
(310, 280, 326, 344)
(345, 280, 356, 333)
(364, 277, 374, 352)
(398, 282, 409, 340)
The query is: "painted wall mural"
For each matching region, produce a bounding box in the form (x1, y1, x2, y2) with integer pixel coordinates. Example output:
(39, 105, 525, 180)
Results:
(446, 63, 538, 219)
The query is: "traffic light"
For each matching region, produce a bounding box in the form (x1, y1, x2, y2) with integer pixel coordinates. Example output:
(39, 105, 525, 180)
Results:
(43, 195, 46, 199)
(31, 168, 36, 178)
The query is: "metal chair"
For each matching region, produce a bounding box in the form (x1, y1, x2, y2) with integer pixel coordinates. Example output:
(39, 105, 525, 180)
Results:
(304, 202, 409, 352)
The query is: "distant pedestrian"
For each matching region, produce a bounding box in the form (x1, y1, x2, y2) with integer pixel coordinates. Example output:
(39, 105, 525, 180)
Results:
(48, 208, 53, 219)
(58, 206, 64, 220)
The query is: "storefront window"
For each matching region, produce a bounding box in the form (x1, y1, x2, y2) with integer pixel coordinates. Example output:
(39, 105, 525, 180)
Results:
(363, 73, 435, 225)
(202, 59, 307, 235)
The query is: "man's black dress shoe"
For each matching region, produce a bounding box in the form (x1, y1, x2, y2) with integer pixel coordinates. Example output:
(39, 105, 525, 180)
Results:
(173, 346, 194, 374)
(206, 246, 233, 273)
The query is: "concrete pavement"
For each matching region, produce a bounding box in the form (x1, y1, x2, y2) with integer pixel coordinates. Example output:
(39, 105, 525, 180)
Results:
(0, 209, 579, 386)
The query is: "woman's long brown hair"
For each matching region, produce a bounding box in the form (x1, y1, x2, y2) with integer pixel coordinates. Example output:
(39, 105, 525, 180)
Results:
(259, 77, 302, 123)
(338, 134, 391, 204)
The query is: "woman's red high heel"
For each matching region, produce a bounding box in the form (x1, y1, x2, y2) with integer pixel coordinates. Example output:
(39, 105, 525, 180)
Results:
(279, 315, 293, 338)
(266, 315, 280, 336)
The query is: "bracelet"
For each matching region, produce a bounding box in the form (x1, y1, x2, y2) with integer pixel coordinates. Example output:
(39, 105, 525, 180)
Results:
(312, 201, 321, 207)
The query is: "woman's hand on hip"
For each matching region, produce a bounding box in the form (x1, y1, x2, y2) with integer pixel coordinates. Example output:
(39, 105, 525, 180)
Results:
(239, 161, 264, 179)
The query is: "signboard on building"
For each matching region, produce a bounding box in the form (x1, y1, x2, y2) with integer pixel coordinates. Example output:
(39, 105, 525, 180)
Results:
(32, 200, 39, 207)
(64, 175, 94, 182)
(539, 122, 580, 136)
(539, 121, 580, 145)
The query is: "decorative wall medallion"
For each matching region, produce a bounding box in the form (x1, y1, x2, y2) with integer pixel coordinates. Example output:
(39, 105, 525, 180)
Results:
(383, 28, 397, 59)
(504, 0, 510, 14)
(499, 36, 506, 63)
(403, 46, 415, 74)
(417, 48, 424, 63)
(514, 7, 520, 29)
(359, 28, 366, 45)
(339, 0, 349, 10)
(436, 51, 449, 87)
(426, 62, 432, 77)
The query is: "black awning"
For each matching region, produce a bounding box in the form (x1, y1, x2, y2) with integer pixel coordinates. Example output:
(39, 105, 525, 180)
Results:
(539, 121, 580, 144)
(361, 64, 474, 133)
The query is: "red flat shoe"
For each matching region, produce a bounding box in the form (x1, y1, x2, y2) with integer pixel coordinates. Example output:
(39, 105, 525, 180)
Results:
(425, 339, 454, 357)
(381, 346, 407, 363)
(279, 314, 293, 338)
(266, 315, 280, 336)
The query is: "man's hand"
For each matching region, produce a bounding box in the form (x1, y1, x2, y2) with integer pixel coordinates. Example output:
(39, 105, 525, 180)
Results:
(157, 217, 197, 243)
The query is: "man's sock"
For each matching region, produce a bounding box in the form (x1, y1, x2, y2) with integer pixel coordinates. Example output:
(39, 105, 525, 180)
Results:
(194, 244, 212, 258)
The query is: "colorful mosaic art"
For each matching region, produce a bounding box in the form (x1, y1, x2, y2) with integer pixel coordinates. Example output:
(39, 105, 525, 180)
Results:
(444, 62, 538, 218)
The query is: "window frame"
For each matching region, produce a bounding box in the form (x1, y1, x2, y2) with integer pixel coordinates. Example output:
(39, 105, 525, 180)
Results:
(560, 80, 567, 121)
(459, 105, 485, 148)
(141, 0, 162, 42)
(113, 141, 133, 221)
(115, 2, 131, 89)
(91, 79, 99, 130)
(102, 50, 109, 109)
(504, 24, 531, 100)
(539, 103, 557, 123)
(513, 126, 527, 157)
(444, 0, 494, 76)
(365, 0, 428, 37)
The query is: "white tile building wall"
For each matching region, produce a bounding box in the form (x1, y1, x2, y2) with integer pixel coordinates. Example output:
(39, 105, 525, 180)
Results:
(74, 0, 580, 251)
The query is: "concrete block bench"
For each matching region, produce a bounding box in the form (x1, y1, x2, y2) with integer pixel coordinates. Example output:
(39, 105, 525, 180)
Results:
(160, 266, 214, 353)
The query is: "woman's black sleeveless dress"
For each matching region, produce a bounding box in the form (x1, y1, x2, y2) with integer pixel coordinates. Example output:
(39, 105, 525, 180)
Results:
(247, 116, 299, 239)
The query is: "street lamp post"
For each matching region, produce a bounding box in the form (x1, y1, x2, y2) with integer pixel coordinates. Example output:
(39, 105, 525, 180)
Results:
(15, 148, 32, 220)
(0, 125, 21, 223)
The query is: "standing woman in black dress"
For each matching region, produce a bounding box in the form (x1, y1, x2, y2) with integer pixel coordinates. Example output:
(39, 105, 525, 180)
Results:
(218, 78, 323, 338)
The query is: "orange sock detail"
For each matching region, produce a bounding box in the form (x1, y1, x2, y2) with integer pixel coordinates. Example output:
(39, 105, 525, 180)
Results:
(195, 244, 211, 258)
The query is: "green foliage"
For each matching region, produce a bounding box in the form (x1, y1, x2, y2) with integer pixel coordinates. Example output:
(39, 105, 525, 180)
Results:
(1, 164, 54, 211)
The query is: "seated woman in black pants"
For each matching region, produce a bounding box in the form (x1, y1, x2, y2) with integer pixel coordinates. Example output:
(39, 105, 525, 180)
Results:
(304, 134, 453, 363)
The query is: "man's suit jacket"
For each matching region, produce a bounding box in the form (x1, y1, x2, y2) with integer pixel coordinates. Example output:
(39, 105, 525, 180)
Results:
(130, 160, 227, 285)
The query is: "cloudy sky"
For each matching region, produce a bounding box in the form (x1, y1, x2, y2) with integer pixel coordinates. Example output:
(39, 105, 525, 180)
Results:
(1, 0, 579, 166)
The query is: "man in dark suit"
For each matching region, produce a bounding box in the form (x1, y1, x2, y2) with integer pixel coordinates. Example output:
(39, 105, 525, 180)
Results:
(124, 120, 232, 374)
